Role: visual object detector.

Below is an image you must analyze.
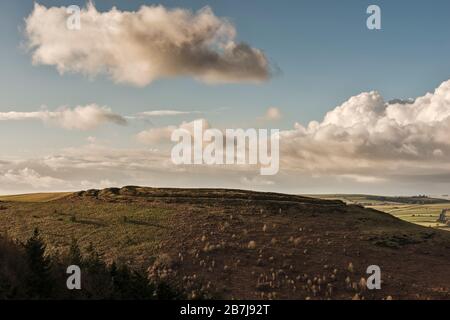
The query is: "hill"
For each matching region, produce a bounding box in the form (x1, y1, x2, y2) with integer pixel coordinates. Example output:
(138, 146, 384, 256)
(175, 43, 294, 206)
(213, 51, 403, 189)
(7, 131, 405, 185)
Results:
(0, 186, 449, 300)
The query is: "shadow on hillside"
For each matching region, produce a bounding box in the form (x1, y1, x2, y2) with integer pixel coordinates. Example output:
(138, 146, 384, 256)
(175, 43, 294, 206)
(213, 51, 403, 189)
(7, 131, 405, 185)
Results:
(126, 219, 169, 229)
(73, 219, 106, 227)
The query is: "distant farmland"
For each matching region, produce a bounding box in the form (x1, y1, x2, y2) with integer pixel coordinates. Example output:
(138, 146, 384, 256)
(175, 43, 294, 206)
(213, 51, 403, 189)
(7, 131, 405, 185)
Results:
(310, 194, 450, 231)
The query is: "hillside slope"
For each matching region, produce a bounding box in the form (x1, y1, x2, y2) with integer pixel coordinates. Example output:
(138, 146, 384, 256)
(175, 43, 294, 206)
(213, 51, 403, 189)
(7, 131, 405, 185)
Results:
(0, 186, 449, 300)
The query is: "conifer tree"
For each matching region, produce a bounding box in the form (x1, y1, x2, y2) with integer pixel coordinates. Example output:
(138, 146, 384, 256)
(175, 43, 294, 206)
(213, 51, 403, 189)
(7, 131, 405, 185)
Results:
(23, 228, 53, 298)
(68, 238, 82, 266)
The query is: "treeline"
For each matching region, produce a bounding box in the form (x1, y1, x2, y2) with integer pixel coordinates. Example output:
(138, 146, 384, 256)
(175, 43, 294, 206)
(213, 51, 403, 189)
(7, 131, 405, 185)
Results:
(0, 229, 184, 300)
(366, 195, 449, 205)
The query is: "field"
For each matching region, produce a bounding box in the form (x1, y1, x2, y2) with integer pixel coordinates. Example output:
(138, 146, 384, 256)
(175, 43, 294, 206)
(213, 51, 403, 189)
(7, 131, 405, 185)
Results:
(310, 194, 450, 231)
(0, 192, 72, 203)
(0, 187, 449, 300)
(367, 203, 450, 230)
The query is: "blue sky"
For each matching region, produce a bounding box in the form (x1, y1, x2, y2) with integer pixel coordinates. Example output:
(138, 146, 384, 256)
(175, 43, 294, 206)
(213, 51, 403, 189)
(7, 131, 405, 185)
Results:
(1, 1, 450, 194)
(2, 1, 450, 124)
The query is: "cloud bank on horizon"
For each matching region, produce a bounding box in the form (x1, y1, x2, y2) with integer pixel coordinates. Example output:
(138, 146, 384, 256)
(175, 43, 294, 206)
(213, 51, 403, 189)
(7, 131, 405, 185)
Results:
(3, 80, 450, 193)
(24, 3, 271, 86)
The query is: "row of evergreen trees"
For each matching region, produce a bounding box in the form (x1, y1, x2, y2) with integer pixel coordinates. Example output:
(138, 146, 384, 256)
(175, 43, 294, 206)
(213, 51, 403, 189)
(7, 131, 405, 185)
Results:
(0, 229, 183, 300)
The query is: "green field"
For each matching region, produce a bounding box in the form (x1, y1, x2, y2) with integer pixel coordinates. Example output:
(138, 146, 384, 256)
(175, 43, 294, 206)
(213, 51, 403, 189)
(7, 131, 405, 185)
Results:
(309, 194, 450, 231)
(367, 203, 449, 230)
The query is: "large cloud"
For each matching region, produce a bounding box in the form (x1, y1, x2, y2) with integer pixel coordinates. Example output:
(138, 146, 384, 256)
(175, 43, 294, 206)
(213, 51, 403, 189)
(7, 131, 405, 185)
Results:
(0, 104, 127, 130)
(25, 3, 270, 86)
(280, 79, 450, 181)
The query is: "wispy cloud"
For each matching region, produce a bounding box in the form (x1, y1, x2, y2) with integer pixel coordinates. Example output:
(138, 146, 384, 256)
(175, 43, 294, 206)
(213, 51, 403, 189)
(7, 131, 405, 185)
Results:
(126, 110, 201, 120)
(139, 110, 199, 117)
(136, 118, 210, 144)
(0, 104, 127, 130)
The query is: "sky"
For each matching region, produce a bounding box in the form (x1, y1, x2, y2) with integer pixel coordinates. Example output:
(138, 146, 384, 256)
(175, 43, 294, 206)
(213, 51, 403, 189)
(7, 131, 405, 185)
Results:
(1, 0, 450, 195)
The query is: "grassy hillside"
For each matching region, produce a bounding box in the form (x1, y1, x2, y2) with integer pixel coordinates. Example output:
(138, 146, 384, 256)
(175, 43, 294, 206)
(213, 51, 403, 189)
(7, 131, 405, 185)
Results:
(0, 187, 449, 300)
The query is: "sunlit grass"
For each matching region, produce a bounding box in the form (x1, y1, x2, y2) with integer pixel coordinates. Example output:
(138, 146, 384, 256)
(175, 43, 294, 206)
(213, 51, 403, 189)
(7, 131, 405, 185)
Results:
(0, 192, 72, 202)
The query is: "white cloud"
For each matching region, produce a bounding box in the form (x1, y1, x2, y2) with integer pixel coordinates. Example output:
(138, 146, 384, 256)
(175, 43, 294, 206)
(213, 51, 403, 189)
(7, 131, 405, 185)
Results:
(25, 3, 270, 86)
(337, 174, 386, 184)
(0, 104, 127, 130)
(240, 176, 275, 186)
(0, 168, 67, 190)
(80, 179, 118, 190)
(0, 144, 215, 193)
(136, 125, 177, 145)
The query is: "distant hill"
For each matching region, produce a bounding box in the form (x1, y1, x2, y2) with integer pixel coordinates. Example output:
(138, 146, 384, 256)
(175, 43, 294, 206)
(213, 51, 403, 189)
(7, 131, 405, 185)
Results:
(0, 187, 449, 300)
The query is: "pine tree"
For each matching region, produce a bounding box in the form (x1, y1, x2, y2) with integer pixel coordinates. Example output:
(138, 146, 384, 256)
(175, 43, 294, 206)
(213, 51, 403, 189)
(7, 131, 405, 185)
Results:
(83, 242, 112, 298)
(129, 269, 156, 299)
(23, 228, 53, 299)
(68, 238, 82, 266)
